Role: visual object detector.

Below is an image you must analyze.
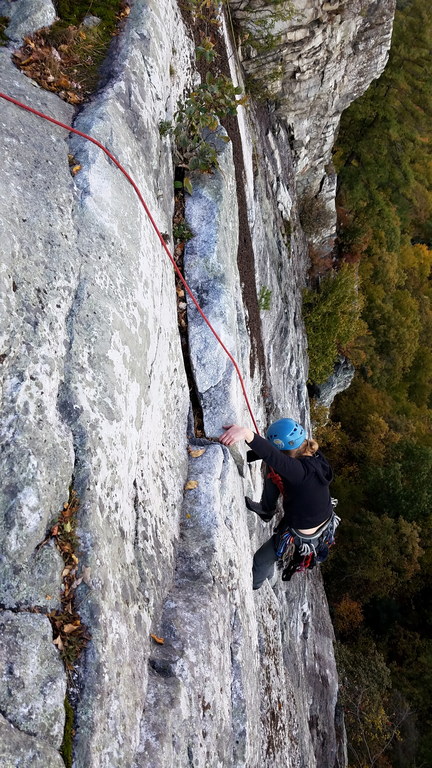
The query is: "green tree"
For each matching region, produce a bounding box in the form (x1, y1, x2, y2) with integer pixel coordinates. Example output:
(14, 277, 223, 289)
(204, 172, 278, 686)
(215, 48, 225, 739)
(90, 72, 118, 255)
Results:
(365, 442, 432, 522)
(303, 264, 367, 383)
(326, 3, 432, 764)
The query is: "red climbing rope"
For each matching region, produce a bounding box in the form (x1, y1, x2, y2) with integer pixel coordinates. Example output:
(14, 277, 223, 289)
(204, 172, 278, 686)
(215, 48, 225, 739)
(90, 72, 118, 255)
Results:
(0, 91, 259, 434)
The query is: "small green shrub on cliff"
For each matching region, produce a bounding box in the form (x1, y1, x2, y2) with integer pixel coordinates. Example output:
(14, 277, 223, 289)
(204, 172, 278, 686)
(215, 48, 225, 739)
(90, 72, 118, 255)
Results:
(299, 192, 334, 239)
(170, 72, 247, 189)
(196, 36, 218, 63)
(180, 0, 220, 21)
(303, 264, 367, 384)
(245, 64, 283, 101)
(258, 286, 272, 310)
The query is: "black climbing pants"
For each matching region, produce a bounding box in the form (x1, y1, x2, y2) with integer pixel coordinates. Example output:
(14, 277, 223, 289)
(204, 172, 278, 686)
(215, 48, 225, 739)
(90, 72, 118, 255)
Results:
(260, 475, 280, 515)
(252, 533, 279, 590)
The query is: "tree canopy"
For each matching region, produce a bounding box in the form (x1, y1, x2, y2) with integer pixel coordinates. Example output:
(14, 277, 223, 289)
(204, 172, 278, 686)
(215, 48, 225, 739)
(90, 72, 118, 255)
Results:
(318, 1, 432, 765)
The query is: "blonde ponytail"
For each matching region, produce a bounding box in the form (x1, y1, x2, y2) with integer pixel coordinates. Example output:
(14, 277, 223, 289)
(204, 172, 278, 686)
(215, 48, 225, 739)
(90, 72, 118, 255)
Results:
(294, 438, 319, 457)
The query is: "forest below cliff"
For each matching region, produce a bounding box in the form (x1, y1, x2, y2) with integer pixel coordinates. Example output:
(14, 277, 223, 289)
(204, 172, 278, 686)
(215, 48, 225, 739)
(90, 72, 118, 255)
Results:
(316, 0, 432, 766)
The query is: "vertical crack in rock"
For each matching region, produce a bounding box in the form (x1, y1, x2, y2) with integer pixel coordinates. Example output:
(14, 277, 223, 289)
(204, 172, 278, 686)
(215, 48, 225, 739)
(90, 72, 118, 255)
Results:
(224, 109, 269, 386)
(51, 273, 91, 767)
(172, 188, 206, 437)
(211, 17, 269, 391)
(56, 273, 86, 444)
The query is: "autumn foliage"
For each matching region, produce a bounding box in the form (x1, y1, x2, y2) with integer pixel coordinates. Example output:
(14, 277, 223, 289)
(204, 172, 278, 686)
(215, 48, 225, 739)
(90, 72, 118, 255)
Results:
(321, 1, 432, 765)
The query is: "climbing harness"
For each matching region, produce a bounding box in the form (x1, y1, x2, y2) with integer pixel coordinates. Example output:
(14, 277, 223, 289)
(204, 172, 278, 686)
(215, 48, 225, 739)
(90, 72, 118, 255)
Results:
(0, 90, 259, 434)
(276, 499, 341, 581)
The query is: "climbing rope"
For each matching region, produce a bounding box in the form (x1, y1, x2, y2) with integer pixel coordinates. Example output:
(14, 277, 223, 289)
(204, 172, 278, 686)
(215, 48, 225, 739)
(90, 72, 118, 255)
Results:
(0, 90, 259, 433)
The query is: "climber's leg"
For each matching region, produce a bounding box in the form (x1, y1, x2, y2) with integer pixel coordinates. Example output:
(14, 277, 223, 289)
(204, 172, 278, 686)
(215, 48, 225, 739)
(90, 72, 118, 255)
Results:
(252, 534, 278, 590)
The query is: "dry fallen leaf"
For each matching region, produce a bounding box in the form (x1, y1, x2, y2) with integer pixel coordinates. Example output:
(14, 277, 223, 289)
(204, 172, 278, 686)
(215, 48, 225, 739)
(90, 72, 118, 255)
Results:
(57, 75, 71, 88)
(150, 633, 165, 645)
(184, 480, 199, 490)
(53, 636, 64, 650)
(19, 56, 35, 67)
(63, 623, 80, 634)
(188, 447, 206, 458)
(66, 91, 82, 105)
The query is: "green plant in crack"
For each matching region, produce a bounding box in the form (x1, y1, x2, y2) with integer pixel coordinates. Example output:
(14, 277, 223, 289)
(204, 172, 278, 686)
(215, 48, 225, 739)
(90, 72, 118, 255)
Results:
(171, 71, 247, 191)
(230, 0, 296, 54)
(54, 0, 124, 28)
(60, 695, 74, 768)
(180, 0, 221, 22)
(159, 120, 172, 137)
(0, 16, 9, 45)
(195, 35, 218, 63)
(173, 218, 194, 242)
(258, 286, 272, 310)
(12, 1, 128, 103)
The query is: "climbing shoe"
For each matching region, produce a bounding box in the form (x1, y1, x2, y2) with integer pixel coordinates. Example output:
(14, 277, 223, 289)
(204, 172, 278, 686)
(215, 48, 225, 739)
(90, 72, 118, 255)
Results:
(245, 496, 274, 522)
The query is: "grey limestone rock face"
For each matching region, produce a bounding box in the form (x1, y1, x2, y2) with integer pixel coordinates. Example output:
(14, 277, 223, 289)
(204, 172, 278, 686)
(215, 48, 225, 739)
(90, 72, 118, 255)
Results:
(0, 612, 66, 749)
(0, 714, 65, 768)
(1, 0, 193, 765)
(0, 53, 76, 611)
(0, 0, 56, 41)
(230, 0, 396, 241)
(55, 3, 194, 766)
(316, 355, 356, 408)
(135, 443, 262, 767)
(276, 573, 344, 766)
(184, 129, 253, 437)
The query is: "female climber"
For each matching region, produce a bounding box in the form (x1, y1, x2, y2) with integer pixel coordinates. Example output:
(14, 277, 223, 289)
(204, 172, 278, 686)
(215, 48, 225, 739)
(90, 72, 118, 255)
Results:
(219, 418, 339, 590)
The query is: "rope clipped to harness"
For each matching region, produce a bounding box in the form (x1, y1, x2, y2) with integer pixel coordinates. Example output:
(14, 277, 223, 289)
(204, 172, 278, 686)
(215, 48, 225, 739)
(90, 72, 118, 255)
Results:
(266, 467, 284, 495)
(276, 499, 341, 581)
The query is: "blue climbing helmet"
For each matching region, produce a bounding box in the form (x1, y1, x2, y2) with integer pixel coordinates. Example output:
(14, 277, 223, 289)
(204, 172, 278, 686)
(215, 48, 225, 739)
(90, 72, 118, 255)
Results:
(266, 418, 306, 450)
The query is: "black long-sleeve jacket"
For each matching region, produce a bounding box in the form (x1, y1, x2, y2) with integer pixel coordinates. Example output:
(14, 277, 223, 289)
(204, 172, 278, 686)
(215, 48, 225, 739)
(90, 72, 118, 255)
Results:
(246, 433, 333, 529)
